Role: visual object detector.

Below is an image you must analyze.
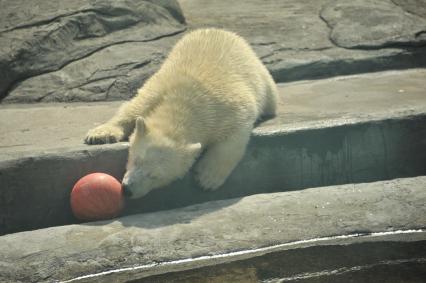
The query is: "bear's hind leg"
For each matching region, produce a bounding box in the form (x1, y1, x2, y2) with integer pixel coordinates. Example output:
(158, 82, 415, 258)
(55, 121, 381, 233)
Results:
(260, 77, 278, 119)
(195, 127, 251, 190)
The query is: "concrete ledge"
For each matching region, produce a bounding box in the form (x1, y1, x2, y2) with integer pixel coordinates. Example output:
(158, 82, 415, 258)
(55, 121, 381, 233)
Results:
(1, 70, 426, 235)
(0, 176, 425, 282)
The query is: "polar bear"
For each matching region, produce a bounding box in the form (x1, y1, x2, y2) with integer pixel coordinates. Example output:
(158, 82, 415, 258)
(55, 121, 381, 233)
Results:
(85, 28, 277, 198)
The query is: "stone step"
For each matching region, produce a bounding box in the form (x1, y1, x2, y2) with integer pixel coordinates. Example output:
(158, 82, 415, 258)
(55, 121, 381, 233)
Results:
(1, 69, 426, 235)
(0, 176, 425, 282)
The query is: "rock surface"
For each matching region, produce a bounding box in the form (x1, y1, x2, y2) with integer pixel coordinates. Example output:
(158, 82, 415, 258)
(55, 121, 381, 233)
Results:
(180, 0, 426, 83)
(0, 176, 425, 282)
(1, 0, 426, 102)
(3, 36, 179, 102)
(1, 70, 426, 235)
(320, 0, 426, 49)
(0, 0, 185, 102)
(391, 0, 426, 18)
(1, 69, 426, 158)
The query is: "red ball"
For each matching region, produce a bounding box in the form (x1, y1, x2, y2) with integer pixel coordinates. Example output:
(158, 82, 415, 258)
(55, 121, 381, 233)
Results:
(71, 173, 123, 221)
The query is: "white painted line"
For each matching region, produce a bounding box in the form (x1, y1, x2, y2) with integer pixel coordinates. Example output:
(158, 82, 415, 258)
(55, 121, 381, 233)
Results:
(61, 229, 425, 282)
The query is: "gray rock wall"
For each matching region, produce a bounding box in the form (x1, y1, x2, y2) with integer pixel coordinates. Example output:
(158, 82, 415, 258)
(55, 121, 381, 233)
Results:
(1, 0, 426, 103)
(320, 0, 426, 49)
(0, 0, 186, 102)
(180, 0, 426, 84)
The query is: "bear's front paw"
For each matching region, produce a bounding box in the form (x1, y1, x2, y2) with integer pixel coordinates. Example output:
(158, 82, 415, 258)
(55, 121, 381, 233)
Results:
(85, 124, 124, 144)
(195, 160, 229, 191)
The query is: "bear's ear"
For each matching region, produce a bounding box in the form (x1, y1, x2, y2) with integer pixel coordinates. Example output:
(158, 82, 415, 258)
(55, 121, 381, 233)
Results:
(186, 142, 202, 157)
(135, 117, 146, 136)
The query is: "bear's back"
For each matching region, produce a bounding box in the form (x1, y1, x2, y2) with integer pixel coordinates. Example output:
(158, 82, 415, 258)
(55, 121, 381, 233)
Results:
(142, 29, 276, 144)
(164, 29, 265, 85)
(161, 29, 271, 107)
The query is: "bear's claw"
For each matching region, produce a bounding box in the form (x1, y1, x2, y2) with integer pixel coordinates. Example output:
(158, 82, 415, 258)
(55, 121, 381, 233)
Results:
(85, 124, 124, 145)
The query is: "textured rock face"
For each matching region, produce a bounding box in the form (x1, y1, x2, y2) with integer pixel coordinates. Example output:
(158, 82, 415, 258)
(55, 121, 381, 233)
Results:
(0, 0, 185, 102)
(1, 0, 426, 103)
(391, 0, 426, 18)
(320, 0, 426, 49)
(180, 0, 426, 85)
(3, 36, 178, 102)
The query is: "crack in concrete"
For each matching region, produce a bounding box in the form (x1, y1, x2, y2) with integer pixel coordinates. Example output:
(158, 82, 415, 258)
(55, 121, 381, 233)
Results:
(341, 40, 426, 51)
(0, 10, 90, 34)
(0, 144, 31, 148)
(34, 59, 153, 102)
(33, 28, 185, 75)
(104, 78, 119, 101)
(260, 46, 333, 60)
(390, 0, 426, 18)
(415, 30, 426, 38)
(0, 0, 173, 34)
(86, 60, 151, 81)
(318, 4, 341, 49)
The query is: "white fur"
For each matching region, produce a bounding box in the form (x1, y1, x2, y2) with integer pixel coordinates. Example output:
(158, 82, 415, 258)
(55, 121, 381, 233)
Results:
(85, 28, 278, 198)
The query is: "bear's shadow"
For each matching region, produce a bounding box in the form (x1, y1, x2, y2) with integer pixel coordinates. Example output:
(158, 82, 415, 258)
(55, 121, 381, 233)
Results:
(118, 196, 241, 229)
(82, 174, 242, 229)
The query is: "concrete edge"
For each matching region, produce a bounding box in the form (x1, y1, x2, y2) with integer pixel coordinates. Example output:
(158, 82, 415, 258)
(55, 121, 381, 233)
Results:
(2, 107, 425, 162)
(0, 176, 425, 282)
(253, 107, 426, 136)
(270, 47, 426, 83)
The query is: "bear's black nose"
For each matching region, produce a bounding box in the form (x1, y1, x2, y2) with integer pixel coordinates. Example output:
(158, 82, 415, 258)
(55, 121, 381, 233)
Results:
(122, 183, 133, 198)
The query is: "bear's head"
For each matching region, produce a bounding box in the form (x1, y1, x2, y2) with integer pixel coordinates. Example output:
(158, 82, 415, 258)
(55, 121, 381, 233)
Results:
(122, 117, 201, 199)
